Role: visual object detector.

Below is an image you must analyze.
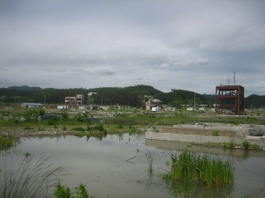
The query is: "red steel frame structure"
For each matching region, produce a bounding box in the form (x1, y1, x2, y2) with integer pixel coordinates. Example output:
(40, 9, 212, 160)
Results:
(215, 85, 244, 115)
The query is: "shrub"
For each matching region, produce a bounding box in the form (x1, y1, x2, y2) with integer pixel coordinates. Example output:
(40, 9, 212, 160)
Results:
(86, 125, 91, 131)
(39, 109, 45, 116)
(48, 119, 57, 126)
(73, 127, 86, 132)
(242, 141, 250, 151)
(213, 129, 219, 136)
(96, 124, 104, 131)
(117, 123, 124, 129)
(76, 115, 83, 122)
(62, 112, 68, 120)
(103, 128, 107, 136)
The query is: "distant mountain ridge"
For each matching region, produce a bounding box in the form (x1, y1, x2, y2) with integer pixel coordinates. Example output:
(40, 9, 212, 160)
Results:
(7, 85, 42, 91)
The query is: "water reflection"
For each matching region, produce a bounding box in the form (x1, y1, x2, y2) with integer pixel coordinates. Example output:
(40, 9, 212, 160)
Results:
(145, 138, 265, 197)
(0, 134, 264, 198)
(145, 139, 265, 161)
(166, 179, 234, 198)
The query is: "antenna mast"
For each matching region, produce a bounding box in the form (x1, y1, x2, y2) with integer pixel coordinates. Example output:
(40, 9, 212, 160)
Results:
(233, 69, 236, 85)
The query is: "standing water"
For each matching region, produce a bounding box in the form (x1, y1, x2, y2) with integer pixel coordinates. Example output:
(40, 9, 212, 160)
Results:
(1, 133, 265, 198)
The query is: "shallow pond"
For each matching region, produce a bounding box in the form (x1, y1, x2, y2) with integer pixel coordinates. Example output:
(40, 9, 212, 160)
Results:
(1, 133, 265, 198)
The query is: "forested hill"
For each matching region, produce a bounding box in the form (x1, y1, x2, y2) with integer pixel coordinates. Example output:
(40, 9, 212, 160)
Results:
(0, 85, 206, 106)
(245, 95, 265, 109)
(0, 85, 263, 108)
(6, 85, 42, 91)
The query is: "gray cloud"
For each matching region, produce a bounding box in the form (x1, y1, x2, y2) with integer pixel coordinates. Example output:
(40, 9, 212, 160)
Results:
(0, 0, 264, 96)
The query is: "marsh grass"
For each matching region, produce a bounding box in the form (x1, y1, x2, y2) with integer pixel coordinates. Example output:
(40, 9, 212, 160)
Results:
(0, 137, 15, 150)
(1, 154, 66, 198)
(54, 183, 95, 198)
(166, 151, 234, 188)
(145, 150, 154, 175)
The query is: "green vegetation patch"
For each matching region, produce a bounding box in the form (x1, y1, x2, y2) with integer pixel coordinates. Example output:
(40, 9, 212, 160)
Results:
(165, 151, 234, 188)
(212, 129, 219, 136)
(1, 155, 65, 198)
(242, 141, 250, 151)
(73, 126, 86, 131)
(54, 183, 96, 198)
(0, 136, 16, 150)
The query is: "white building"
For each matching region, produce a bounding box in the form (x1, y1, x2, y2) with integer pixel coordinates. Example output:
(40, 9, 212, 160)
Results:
(21, 103, 43, 108)
(164, 107, 176, 112)
(152, 106, 161, 112)
(143, 98, 162, 110)
(57, 105, 68, 109)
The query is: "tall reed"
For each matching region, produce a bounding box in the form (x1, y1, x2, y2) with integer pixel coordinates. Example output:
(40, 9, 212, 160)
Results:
(166, 151, 234, 188)
(1, 154, 66, 198)
(145, 150, 154, 175)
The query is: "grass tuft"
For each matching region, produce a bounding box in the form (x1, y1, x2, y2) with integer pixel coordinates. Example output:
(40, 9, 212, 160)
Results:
(1, 155, 66, 198)
(145, 150, 154, 175)
(165, 151, 234, 188)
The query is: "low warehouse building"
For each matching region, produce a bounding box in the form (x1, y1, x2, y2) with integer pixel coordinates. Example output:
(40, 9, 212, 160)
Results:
(21, 103, 43, 108)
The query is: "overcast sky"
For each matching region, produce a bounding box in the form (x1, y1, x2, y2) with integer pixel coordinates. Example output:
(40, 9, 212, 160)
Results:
(0, 0, 264, 96)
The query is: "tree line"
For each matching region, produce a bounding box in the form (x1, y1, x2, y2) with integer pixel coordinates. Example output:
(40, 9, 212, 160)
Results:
(0, 85, 264, 108)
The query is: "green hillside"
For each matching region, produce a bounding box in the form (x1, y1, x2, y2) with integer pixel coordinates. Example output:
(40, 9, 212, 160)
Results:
(245, 94, 265, 109)
(0, 85, 263, 108)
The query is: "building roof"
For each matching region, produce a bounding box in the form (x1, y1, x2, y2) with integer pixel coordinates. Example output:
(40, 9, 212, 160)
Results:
(21, 103, 42, 106)
(151, 99, 162, 103)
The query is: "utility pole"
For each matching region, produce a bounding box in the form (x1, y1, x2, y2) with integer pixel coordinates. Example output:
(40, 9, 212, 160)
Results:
(44, 95, 46, 108)
(194, 93, 196, 112)
(1, 96, 4, 106)
(233, 69, 236, 85)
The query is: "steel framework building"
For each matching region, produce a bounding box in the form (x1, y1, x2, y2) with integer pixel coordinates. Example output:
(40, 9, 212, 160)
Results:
(215, 85, 244, 115)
